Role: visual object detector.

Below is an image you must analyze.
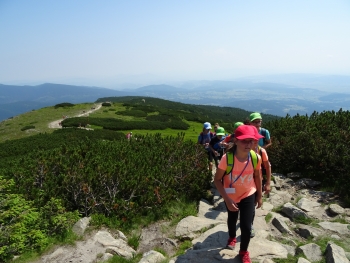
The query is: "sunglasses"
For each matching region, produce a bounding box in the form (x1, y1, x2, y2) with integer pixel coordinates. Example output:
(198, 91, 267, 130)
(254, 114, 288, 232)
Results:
(252, 120, 262, 124)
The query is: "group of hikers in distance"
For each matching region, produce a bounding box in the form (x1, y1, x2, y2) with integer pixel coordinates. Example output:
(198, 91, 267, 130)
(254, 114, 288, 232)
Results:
(197, 112, 272, 263)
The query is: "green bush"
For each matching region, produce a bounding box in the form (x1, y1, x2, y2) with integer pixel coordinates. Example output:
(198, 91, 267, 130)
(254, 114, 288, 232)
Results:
(0, 176, 80, 262)
(21, 125, 35, 131)
(54, 103, 75, 108)
(3, 134, 210, 220)
(102, 102, 112, 107)
(265, 109, 350, 199)
(117, 110, 147, 118)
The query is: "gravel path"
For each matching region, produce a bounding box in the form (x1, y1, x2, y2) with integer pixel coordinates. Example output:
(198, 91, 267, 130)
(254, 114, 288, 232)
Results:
(48, 103, 102, 129)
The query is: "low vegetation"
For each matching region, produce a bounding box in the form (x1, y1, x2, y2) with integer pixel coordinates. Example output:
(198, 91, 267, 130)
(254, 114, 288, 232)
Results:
(1, 96, 350, 262)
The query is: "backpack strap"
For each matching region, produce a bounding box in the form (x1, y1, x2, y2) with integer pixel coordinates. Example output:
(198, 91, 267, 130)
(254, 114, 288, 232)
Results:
(258, 146, 263, 157)
(226, 152, 234, 175)
(260, 128, 267, 145)
(199, 132, 204, 144)
(249, 150, 258, 170)
(226, 150, 258, 175)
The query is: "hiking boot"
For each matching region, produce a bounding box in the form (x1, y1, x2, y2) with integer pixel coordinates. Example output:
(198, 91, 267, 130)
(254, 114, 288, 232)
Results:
(239, 250, 252, 263)
(250, 226, 255, 238)
(226, 237, 236, 250)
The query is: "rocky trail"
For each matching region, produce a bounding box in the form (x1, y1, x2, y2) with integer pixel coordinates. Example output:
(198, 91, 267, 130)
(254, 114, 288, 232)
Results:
(27, 171, 350, 263)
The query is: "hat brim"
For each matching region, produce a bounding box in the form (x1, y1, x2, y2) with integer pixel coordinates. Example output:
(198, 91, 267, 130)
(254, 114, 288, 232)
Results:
(250, 117, 262, 122)
(235, 135, 256, 140)
(216, 133, 225, 136)
(255, 134, 264, 139)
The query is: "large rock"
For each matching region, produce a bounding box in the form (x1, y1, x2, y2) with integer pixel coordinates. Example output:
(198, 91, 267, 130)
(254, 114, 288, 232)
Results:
(138, 250, 166, 263)
(318, 222, 350, 235)
(272, 217, 293, 235)
(297, 198, 321, 212)
(326, 242, 350, 263)
(175, 216, 224, 239)
(95, 231, 136, 259)
(282, 203, 309, 220)
(269, 191, 294, 207)
(72, 217, 91, 236)
(198, 199, 227, 221)
(329, 204, 345, 215)
(294, 224, 323, 239)
(191, 224, 228, 249)
(296, 243, 322, 262)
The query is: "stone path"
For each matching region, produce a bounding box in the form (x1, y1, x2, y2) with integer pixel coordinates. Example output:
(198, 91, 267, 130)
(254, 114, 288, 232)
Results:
(27, 168, 350, 263)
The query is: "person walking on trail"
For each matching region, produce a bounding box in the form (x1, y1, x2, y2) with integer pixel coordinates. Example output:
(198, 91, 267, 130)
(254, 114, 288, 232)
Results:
(249, 128, 272, 238)
(249, 112, 272, 149)
(213, 123, 220, 135)
(222, 121, 244, 148)
(126, 132, 132, 140)
(209, 127, 226, 168)
(213, 125, 262, 263)
(198, 122, 215, 171)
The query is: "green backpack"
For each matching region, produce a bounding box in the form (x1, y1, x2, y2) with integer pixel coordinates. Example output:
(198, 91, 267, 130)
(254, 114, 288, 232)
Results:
(225, 150, 259, 175)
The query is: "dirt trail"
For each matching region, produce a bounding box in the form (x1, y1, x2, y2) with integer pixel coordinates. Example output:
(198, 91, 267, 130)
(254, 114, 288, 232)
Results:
(48, 103, 102, 129)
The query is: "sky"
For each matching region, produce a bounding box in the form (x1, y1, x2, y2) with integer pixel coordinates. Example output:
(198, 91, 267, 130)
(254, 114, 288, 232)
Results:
(1, 0, 350, 88)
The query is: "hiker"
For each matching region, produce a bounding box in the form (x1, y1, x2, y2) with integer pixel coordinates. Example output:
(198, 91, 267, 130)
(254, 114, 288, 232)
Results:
(250, 128, 272, 238)
(198, 122, 215, 171)
(222, 121, 244, 148)
(249, 112, 272, 149)
(213, 125, 262, 263)
(253, 128, 271, 195)
(213, 123, 220, 135)
(126, 132, 132, 140)
(209, 127, 226, 167)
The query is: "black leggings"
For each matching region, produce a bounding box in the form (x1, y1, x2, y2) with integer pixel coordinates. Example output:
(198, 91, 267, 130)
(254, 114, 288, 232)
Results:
(226, 193, 255, 251)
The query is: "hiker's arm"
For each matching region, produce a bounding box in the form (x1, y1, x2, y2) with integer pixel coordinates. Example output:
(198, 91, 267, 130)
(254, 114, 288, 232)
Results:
(214, 168, 238, 211)
(263, 138, 272, 149)
(254, 168, 262, 209)
(263, 160, 271, 195)
(209, 144, 217, 155)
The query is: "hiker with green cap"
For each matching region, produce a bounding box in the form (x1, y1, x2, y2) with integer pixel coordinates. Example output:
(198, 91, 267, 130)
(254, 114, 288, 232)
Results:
(249, 112, 272, 149)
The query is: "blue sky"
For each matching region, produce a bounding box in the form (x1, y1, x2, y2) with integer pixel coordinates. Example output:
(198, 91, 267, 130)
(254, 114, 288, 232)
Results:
(1, 0, 350, 88)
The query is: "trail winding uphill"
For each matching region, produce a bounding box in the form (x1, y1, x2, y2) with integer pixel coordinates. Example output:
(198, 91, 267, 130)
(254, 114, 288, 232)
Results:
(48, 103, 102, 129)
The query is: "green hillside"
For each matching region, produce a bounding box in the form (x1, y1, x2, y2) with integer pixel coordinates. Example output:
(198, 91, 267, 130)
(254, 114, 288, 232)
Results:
(0, 96, 279, 143)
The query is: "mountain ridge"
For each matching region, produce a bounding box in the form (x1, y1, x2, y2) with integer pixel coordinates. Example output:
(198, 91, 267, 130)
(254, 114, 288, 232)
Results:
(1, 77, 350, 121)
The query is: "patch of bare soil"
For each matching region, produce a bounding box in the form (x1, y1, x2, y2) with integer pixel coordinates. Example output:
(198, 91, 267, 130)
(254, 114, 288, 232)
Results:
(137, 220, 178, 257)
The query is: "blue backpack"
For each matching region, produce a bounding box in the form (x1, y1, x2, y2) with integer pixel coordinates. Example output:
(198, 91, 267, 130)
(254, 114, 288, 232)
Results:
(199, 131, 214, 144)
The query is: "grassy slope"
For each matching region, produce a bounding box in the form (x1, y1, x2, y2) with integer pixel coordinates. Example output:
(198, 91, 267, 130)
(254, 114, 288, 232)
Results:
(79, 103, 204, 142)
(0, 103, 99, 143)
(0, 102, 203, 143)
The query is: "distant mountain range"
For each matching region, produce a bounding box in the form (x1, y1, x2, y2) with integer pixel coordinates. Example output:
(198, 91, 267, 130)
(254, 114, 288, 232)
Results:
(1, 74, 350, 122)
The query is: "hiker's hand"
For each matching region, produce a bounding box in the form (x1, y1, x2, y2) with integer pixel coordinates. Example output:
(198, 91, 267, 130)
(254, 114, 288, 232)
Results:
(255, 195, 262, 209)
(226, 199, 239, 211)
(264, 183, 271, 195)
(221, 142, 228, 148)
